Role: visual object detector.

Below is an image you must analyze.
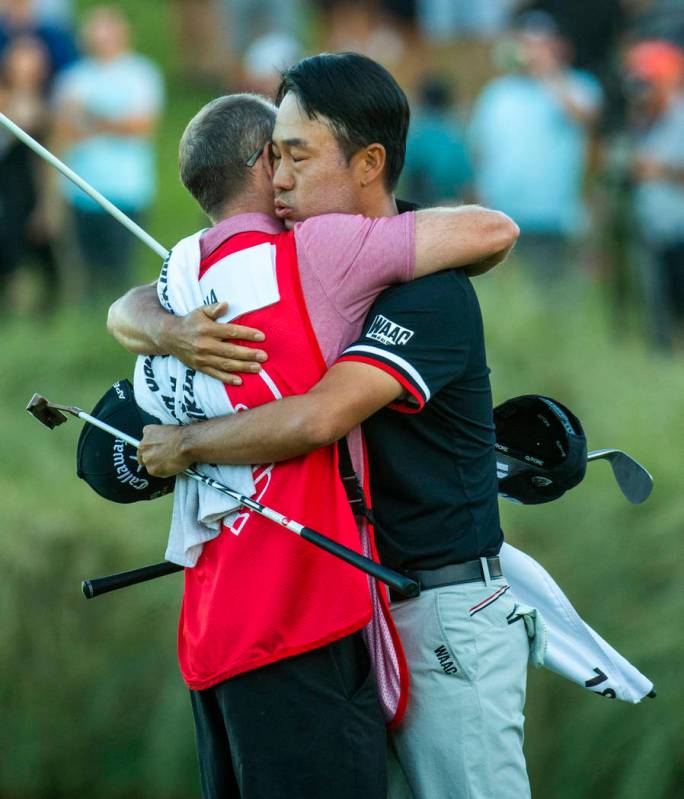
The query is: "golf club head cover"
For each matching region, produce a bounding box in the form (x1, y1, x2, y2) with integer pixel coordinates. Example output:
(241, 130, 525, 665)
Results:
(76, 379, 176, 503)
(494, 395, 587, 504)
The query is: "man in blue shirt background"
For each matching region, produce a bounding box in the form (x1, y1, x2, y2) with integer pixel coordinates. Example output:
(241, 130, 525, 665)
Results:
(54, 5, 163, 297)
(469, 11, 602, 282)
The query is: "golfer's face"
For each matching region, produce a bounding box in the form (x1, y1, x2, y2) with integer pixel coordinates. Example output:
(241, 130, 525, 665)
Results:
(271, 92, 362, 228)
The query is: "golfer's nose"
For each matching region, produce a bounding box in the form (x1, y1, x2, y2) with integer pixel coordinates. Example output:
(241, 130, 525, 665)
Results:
(272, 159, 294, 191)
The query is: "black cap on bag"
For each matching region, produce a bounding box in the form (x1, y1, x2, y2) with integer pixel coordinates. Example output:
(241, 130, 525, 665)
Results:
(494, 395, 587, 504)
(76, 379, 176, 503)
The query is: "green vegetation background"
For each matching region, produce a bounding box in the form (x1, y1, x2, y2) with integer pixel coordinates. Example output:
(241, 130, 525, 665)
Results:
(1, 1, 682, 796)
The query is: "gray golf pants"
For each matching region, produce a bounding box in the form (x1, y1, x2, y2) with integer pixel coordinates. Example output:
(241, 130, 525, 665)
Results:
(387, 575, 536, 799)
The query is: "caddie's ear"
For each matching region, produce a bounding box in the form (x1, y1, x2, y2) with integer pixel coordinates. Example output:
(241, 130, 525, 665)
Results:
(353, 142, 387, 188)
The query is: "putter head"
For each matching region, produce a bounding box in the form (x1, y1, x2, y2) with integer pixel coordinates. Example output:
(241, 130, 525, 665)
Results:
(26, 393, 73, 429)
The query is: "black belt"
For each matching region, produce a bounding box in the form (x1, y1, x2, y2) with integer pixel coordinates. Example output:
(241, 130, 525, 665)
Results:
(389, 556, 502, 603)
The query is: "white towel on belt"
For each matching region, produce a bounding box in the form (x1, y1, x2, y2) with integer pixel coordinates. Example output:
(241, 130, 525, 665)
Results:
(500, 542, 654, 703)
(133, 231, 279, 567)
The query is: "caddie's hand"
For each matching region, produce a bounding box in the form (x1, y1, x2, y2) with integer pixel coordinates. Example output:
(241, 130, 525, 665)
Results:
(162, 302, 268, 385)
(138, 424, 192, 478)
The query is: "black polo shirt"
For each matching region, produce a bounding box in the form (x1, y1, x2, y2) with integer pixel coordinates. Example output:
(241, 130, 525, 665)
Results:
(337, 269, 503, 573)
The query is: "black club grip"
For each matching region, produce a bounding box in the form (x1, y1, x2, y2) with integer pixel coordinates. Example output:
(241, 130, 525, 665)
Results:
(82, 561, 183, 599)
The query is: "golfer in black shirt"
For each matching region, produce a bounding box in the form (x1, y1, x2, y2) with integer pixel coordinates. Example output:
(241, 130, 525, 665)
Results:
(336, 269, 531, 799)
(338, 268, 504, 573)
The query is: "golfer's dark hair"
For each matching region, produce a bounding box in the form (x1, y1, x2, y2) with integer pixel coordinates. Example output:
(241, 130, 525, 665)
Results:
(179, 94, 275, 219)
(276, 53, 409, 191)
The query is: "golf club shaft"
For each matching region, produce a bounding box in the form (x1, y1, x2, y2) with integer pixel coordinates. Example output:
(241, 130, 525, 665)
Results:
(0, 111, 169, 260)
(78, 418, 418, 598)
(78, 410, 141, 448)
(183, 469, 417, 596)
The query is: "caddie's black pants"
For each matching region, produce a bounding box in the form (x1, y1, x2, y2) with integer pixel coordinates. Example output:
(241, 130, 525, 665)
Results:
(190, 631, 387, 799)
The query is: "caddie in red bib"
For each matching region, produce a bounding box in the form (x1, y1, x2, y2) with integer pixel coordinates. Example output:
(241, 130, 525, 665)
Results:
(180, 227, 374, 686)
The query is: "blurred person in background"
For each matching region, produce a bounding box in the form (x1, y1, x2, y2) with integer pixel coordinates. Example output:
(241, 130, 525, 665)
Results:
(33, 0, 73, 29)
(0, 35, 60, 312)
(400, 73, 473, 205)
(417, 0, 518, 41)
(519, 0, 626, 80)
(240, 30, 301, 96)
(219, 0, 300, 71)
(53, 5, 163, 298)
(171, 1, 302, 99)
(624, 39, 684, 350)
(0, 0, 77, 79)
(633, 0, 684, 47)
(469, 11, 602, 284)
(413, 0, 520, 102)
(172, 0, 232, 89)
(315, 0, 411, 85)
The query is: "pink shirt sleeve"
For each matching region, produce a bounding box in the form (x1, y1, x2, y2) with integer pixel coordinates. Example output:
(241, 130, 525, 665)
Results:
(293, 212, 416, 328)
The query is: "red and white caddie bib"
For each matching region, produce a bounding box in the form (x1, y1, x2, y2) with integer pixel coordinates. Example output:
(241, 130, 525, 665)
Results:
(178, 229, 373, 690)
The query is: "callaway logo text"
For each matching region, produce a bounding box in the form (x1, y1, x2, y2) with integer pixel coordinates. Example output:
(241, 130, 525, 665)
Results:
(112, 438, 149, 491)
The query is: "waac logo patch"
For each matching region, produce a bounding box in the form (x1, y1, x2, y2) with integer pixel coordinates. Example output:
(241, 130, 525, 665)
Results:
(366, 314, 414, 346)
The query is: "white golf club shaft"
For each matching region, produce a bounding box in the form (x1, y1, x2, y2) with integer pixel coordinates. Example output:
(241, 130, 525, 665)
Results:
(0, 111, 169, 260)
(77, 410, 141, 448)
(69, 408, 419, 597)
(78, 410, 306, 534)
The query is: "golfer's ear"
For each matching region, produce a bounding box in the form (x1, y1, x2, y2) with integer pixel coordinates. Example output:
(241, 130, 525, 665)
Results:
(357, 143, 386, 187)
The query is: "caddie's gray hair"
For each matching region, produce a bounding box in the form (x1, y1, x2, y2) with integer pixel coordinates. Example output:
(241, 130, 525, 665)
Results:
(179, 93, 276, 219)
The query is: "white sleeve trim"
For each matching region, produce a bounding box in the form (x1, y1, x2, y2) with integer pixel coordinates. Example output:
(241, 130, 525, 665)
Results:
(342, 344, 431, 401)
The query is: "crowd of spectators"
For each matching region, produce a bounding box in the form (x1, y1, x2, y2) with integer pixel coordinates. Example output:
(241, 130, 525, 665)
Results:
(0, 0, 163, 308)
(2, 0, 684, 352)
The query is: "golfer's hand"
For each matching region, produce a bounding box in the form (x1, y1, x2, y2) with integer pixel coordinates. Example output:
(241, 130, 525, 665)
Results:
(163, 302, 268, 385)
(138, 424, 191, 478)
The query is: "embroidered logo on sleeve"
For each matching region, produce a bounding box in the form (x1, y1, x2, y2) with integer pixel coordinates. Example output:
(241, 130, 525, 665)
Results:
(366, 314, 414, 346)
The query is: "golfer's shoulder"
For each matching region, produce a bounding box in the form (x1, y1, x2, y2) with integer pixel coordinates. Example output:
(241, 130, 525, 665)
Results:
(358, 271, 479, 357)
(371, 269, 473, 318)
(366, 269, 479, 344)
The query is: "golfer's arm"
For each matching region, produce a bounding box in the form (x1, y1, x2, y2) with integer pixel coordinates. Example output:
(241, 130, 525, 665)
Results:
(179, 362, 403, 464)
(414, 206, 519, 278)
(107, 282, 176, 354)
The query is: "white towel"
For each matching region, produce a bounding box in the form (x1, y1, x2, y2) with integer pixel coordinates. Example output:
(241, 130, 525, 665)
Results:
(500, 542, 654, 702)
(133, 231, 279, 567)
